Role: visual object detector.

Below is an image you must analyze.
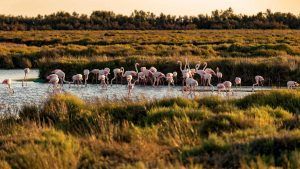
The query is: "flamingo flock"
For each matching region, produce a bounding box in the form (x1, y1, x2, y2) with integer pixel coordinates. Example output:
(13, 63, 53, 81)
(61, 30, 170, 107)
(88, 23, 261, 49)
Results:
(1, 60, 299, 96)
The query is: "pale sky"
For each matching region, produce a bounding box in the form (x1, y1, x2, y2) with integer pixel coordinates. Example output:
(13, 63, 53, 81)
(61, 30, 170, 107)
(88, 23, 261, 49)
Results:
(0, 0, 299, 16)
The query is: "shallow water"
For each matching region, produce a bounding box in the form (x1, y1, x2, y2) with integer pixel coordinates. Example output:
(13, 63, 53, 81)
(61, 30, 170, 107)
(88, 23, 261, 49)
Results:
(0, 69, 272, 113)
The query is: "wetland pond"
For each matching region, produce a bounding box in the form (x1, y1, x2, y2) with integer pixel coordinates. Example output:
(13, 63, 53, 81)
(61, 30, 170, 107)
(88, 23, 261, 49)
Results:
(0, 69, 272, 113)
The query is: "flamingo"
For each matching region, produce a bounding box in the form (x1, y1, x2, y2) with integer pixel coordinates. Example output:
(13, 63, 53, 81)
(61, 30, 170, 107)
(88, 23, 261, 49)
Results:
(216, 67, 223, 82)
(111, 67, 124, 85)
(235, 77, 242, 89)
(217, 81, 232, 94)
(98, 74, 108, 89)
(178, 61, 191, 86)
(122, 63, 139, 81)
(195, 62, 206, 85)
(252, 75, 264, 91)
(203, 73, 214, 92)
(2, 79, 14, 94)
(166, 73, 175, 87)
(69, 74, 83, 88)
(99, 68, 110, 85)
(51, 69, 67, 86)
(153, 72, 165, 86)
(83, 69, 90, 87)
(91, 69, 100, 84)
(173, 72, 178, 84)
(47, 75, 60, 93)
(22, 68, 30, 87)
(141, 66, 154, 85)
(127, 75, 138, 96)
(137, 72, 147, 86)
(287, 81, 299, 89)
(202, 62, 216, 75)
(185, 77, 198, 94)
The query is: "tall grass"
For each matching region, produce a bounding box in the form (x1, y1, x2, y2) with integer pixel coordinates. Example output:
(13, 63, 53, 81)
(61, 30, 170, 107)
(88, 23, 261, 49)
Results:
(1, 90, 299, 168)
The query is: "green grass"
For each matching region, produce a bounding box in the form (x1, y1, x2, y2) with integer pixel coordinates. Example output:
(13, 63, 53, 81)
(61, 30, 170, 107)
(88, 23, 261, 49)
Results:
(1, 90, 300, 168)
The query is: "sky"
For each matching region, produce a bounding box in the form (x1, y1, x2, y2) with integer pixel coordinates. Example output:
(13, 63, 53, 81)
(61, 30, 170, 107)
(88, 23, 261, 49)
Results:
(0, 0, 299, 16)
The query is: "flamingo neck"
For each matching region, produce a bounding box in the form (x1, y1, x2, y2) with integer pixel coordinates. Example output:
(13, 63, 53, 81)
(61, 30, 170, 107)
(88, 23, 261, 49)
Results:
(203, 63, 207, 70)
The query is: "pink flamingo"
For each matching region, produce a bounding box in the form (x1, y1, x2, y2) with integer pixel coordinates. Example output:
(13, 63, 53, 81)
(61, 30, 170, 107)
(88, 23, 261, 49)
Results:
(127, 75, 138, 96)
(287, 81, 299, 89)
(69, 74, 83, 88)
(47, 74, 60, 93)
(98, 74, 108, 89)
(166, 73, 175, 87)
(137, 72, 147, 86)
(217, 81, 232, 94)
(111, 67, 124, 85)
(99, 68, 110, 85)
(203, 73, 214, 92)
(185, 77, 198, 94)
(252, 75, 264, 91)
(216, 67, 223, 82)
(178, 61, 191, 86)
(22, 68, 30, 87)
(153, 72, 165, 86)
(202, 62, 216, 76)
(235, 77, 242, 89)
(83, 69, 90, 87)
(195, 62, 206, 85)
(2, 79, 14, 94)
(173, 72, 178, 84)
(141, 66, 154, 85)
(91, 69, 100, 84)
(122, 63, 139, 81)
(51, 69, 67, 86)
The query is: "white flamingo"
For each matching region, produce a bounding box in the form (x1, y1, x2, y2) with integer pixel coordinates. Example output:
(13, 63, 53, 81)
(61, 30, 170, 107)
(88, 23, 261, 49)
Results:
(166, 73, 175, 87)
(22, 68, 30, 87)
(216, 67, 223, 82)
(51, 69, 67, 86)
(217, 81, 232, 94)
(127, 75, 138, 96)
(69, 74, 83, 88)
(173, 72, 178, 84)
(203, 73, 214, 92)
(2, 79, 14, 94)
(153, 72, 165, 86)
(185, 77, 198, 94)
(122, 63, 139, 81)
(137, 72, 147, 86)
(99, 68, 110, 85)
(47, 74, 60, 93)
(83, 69, 90, 87)
(111, 67, 124, 85)
(287, 81, 299, 89)
(235, 77, 242, 89)
(178, 60, 191, 86)
(91, 69, 100, 84)
(98, 74, 108, 89)
(195, 62, 206, 85)
(252, 75, 264, 91)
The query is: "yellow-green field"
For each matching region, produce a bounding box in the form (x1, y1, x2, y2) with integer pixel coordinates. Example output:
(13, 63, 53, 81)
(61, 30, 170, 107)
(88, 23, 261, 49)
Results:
(1, 90, 300, 168)
(1, 30, 300, 85)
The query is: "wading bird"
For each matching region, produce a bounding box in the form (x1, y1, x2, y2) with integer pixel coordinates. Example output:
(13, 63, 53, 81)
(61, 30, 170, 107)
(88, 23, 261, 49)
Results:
(235, 77, 242, 89)
(252, 75, 264, 91)
(217, 81, 232, 94)
(83, 69, 90, 87)
(22, 68, 30, 87)
(216, 67, 223, 82)
(2, 79, 14, 94)
(166, 73, 175, 87)
(287, 81, 299, 89)
(52, 69, 67, 86)
(69, 74, 83, 88)
(111, 67, 124, 85)
(126, 75, 137, 96)
(99, 74, 108, 89)
(185, 77, 198, 94)
(153, 72, 165, 86)
(122, 63, 139, 81)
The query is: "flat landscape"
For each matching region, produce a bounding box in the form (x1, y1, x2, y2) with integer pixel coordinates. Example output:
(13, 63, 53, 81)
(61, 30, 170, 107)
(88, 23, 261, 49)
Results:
(1, 30, 300, 168)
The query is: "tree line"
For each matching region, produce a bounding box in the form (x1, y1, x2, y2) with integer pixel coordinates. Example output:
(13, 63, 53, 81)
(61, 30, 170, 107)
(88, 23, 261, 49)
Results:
(1, 8, 300, 30)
